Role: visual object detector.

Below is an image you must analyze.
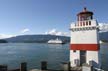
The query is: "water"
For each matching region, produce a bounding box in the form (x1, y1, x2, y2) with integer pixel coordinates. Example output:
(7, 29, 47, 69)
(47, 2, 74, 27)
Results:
(0, 43, 69, 70)
(100, 43, 108, 71)
(0, 43, 107, 71)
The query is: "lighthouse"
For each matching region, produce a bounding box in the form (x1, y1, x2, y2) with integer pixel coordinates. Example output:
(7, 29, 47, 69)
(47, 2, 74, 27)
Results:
(70, 8, 101, 68)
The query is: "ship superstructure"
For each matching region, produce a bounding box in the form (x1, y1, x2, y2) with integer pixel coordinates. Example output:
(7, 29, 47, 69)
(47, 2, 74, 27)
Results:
(48, 38, 64, 44)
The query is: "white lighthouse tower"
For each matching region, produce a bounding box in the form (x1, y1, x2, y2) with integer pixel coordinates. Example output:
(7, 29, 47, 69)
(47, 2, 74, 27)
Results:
(70, 8, 101, 68)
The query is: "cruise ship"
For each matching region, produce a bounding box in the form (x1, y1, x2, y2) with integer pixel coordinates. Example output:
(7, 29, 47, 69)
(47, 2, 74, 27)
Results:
(48, 38, 64, 44)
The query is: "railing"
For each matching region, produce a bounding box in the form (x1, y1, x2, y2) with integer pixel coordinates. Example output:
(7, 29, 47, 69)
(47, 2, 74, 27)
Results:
(70, 20, 98, 28)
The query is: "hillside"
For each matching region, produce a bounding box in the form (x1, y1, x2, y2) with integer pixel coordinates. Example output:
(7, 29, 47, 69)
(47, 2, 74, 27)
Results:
(5, 34, 70, 43)
(3, 31, 108, 43)
(99, 32, 108, 42)
(0, 39, 8, 43)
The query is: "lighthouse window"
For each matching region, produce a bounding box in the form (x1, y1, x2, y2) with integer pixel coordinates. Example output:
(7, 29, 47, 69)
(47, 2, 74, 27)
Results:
(72, 28, 76, 31)
(86, 21, 88, 26)
(83, 22, 85, 26)
(74, 28, 77, 31)
(80, 22, 82, 26)
(77, 28, 79, 31)
(82, 28, 85, 30)
(89, 27, 92, 30)
(88, 27, 90, 30)
(89, 21, 91, 25)
(73, 28, 76, 31)
(80, 28, 82, 31)
(90, 27, 93, 30)
(71, 29, 74, 31)
(73, 50, 76, 52)
(87, 27, 89, 30)
(92, 27, 96, 30)
(94, 27, 96, 29)
(85, 27, 88, 30)
(71, 27, 98, 31)
(77, 24, 79, 26)
(75, 28, 77, 31)
(91, 27, 94, 30)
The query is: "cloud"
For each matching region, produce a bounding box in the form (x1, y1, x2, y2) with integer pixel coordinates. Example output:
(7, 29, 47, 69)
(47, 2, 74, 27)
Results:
(45, 29, 69, 36)
(21, 28, 30, 33)
(45, 23, 108, 36)
(99, 23, 108, 32)
(0, 34, 15, 39)
(0, 28, 30, 39)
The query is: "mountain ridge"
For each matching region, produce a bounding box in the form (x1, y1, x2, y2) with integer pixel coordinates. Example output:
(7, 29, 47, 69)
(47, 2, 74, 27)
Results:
(3, 31, 108, 43)
(4, 34, 70, 43)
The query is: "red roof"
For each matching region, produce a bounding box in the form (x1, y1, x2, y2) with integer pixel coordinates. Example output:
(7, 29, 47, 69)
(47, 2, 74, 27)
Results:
(77, 7, 93, 16)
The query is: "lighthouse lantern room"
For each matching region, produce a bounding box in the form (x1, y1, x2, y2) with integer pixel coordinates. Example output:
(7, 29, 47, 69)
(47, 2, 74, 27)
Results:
(70, 8, 101, 68)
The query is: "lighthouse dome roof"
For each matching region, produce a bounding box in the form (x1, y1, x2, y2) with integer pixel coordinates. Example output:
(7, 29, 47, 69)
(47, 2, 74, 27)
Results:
(77, 7, 93, 16)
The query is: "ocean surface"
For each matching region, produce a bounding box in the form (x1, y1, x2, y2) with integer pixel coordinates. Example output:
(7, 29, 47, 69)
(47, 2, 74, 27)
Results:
(0, 43, 107, 71)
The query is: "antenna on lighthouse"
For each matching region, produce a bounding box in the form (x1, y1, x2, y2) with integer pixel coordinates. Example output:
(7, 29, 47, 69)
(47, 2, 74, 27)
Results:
(79, 0, 87, 9)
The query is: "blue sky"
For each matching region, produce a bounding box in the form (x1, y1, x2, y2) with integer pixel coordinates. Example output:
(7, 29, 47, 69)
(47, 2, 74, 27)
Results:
(0, 0, 108, 38)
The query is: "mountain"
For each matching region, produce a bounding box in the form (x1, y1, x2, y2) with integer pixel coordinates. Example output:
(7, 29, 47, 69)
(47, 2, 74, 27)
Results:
(0, 39, 8, 43)
(4, 34, 70, 43)
(99, 31, 108, 42)
(3, 31, 108, 43)
(98, 23, 108, 42)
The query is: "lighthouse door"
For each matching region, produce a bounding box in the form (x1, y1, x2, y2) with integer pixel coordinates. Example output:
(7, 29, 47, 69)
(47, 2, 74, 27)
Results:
(80, 50, 86, 66)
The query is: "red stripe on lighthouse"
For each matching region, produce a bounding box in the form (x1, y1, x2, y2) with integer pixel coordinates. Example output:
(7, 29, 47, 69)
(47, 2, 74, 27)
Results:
(70, 44, 99, 51)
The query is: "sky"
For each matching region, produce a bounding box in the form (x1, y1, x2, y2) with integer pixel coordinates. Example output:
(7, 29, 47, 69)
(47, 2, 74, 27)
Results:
(0, 0, 108, 38)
